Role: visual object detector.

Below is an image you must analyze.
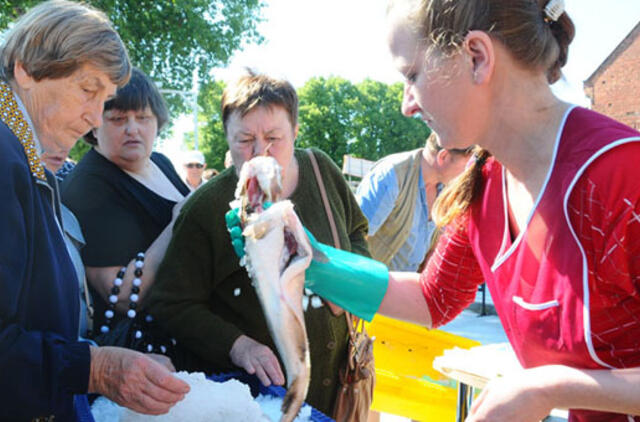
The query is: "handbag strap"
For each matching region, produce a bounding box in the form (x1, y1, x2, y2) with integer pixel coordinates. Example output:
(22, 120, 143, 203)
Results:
(306, 149, 340, 249)
(305, 149, 361, 339)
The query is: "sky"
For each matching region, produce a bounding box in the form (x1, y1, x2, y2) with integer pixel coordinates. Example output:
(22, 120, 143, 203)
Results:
(167, 0, 640, 157)
(214, 0, 640, 104)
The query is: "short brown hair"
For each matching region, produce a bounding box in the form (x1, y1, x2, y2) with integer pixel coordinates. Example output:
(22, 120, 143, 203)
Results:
(0, 0, 130, 86)
(221, 69, 298, 135)
(389, 0, 575, 84)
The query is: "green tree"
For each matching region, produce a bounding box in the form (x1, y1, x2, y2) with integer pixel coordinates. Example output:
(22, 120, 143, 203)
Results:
(68, 138, 91, 163)
(297, 76, 430, 167)
(297, 77, 361, 167)
(197, 79, 228, 171)
(0, 0, 264, 93)
(1, 0, 264, 162)
(351, 80, 430, 161)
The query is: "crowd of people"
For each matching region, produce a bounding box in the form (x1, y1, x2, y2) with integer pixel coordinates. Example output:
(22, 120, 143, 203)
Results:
(1, 0, 639, 421)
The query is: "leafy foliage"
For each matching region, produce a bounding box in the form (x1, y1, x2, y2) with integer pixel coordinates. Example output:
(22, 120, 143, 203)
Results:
(0, 0, 264, 94)
(350, 80, 430, 161)
(1, 0, 264, 163)
(297, 77, 430, 167)
(68, 138, 91, 163)
(297, 77, 361, 165)
(196, 79, 228, 172)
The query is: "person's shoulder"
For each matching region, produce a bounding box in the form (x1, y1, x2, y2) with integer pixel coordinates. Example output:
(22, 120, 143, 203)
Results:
(150, 151, 190, 193)
(300, 147, 331, 162)
(0, 124, 36, 194)
(61, 150, 107, 192)
(565, 107, 640, 142)
(298, 147, 343, 174)
(61, 150, 121, 212)
(581, 139, 640, 183)
(0, 122, 29, 166)
(150, 151, 176, 171)
(182, 166, 237, 213)
(378, 148, 422, 165)
(366, 148, 422, 179)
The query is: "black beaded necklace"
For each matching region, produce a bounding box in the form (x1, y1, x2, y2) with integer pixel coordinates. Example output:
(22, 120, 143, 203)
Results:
(100, 252, 144, 334)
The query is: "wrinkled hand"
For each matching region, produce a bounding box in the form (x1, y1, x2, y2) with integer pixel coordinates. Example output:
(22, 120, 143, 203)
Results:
(146, 353, 176, 372)
(230, 335, 285, 387)
(467, 367, 557, 422)
(88, 346, 190, 415)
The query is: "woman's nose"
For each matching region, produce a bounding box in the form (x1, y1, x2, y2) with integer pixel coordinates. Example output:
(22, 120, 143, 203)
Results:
(84, 100, 104, 128)
(253, 138, 272, 156)
(124, 118, 138, 135)
(401, 84, 420, 117)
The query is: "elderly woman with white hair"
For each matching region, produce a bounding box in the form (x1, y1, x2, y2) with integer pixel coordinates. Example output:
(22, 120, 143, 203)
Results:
(0, 1, 188, 420)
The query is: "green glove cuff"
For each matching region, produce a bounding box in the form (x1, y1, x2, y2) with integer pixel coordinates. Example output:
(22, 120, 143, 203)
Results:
(225, 202, 274, 259)
(304, 230, 388, 322)
(225, 208, 246, 258)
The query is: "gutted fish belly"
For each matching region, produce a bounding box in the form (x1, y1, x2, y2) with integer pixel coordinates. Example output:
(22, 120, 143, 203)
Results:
(235, 157, 312, 422)
(243, 202, 312, 422)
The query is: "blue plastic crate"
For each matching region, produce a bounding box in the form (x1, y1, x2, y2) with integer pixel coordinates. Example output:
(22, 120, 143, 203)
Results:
(209, 371, 334, 421)
(76, 371, 334, 422)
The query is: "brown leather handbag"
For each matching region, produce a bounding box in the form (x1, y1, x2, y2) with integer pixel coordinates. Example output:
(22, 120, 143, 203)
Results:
(332, 312, 376, 422)
(306, 149, 376, 422)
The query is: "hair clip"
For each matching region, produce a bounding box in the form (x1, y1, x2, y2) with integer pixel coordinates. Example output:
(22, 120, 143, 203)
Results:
(543, 0, 565, 23)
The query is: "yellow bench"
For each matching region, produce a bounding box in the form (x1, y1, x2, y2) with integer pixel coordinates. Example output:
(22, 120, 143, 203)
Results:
(366, 315, 480, 421)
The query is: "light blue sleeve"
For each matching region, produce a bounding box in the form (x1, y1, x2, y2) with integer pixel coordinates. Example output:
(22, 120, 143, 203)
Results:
(355, 164, 399, 236)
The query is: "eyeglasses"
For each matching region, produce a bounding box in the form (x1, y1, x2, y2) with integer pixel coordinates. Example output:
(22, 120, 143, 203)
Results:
(185, 163, 204, 169)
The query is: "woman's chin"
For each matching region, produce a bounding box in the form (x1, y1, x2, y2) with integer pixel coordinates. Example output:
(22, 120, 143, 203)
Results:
(117, 151, 149, 166)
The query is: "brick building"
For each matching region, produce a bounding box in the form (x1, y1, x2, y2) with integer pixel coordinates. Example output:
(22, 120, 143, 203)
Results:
(584, 21, 640, 129)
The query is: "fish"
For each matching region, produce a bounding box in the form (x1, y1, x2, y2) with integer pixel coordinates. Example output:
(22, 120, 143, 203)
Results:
(231, 156, 312, 422)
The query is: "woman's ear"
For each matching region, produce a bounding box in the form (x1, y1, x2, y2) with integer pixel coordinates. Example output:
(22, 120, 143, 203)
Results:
(13, 62, 36, 90)
(436, 148, 449, 167)
(463, 30, 495, 85)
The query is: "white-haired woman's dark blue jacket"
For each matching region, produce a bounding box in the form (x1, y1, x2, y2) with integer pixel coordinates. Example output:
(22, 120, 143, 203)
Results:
(0, 121, 90, 420)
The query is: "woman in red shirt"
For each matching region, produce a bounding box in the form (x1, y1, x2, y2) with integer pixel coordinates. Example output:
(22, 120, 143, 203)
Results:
(377, 0, 640, 421)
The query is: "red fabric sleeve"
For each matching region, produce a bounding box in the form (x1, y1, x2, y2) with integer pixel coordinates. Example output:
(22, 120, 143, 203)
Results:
(567, 141, 640, 365)
(420, 217, 485, 328)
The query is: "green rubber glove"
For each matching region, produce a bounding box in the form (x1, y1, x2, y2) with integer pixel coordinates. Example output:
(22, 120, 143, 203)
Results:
(224, 206, 389, 321)
(303, 228, 388, 322)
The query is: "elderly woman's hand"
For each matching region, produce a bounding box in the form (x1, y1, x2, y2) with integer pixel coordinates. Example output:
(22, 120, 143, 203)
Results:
(88, 346, 190, 415)
(230, 335, 285, 387)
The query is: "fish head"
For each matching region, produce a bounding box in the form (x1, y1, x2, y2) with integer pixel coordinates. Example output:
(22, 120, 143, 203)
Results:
(235, 156, 283, 217)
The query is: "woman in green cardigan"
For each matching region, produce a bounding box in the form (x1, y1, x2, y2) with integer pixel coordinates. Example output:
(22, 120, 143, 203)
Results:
(147, 69, 371, 416)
